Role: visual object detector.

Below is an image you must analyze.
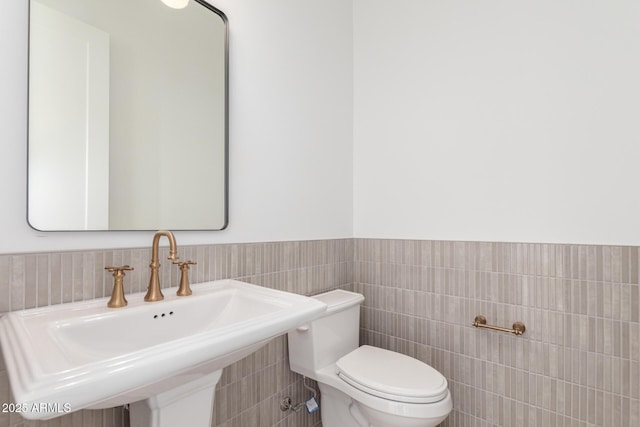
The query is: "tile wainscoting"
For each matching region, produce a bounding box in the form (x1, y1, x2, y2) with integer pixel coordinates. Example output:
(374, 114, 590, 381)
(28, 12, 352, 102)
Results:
(354, 239, 639, 427)
(1, 238, 638, 426)
(0, 239, 353, 427)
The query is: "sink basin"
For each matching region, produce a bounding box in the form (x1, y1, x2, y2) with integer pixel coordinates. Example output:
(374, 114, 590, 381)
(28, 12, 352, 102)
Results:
(0, 279, 327, 422)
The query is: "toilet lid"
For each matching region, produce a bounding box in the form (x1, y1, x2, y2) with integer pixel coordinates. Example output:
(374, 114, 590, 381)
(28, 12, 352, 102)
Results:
(335, 346, 448, 404)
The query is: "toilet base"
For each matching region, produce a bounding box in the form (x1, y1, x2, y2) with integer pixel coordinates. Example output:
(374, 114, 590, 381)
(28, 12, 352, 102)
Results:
(354, 398, 450, 427)
(318, 382, 366, 427)
(316, 376, 452, 427)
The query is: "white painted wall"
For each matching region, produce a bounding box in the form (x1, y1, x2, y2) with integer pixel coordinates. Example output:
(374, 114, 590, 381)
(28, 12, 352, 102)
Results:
(0, 0, 353, 253)
(5, 0, 640, 253)
(354, 0, 640, 245)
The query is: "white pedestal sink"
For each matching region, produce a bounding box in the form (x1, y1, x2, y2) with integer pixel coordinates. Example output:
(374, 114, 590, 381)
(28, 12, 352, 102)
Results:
(129, 371, 222, 427)
(0, 280, 327, 426)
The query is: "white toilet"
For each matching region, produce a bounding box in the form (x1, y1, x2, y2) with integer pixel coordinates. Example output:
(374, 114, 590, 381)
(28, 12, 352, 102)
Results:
(288, 290, 453, 427)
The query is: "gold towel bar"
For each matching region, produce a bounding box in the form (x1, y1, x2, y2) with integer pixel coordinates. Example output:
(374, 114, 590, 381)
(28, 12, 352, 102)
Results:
(472, 315, 526, 336)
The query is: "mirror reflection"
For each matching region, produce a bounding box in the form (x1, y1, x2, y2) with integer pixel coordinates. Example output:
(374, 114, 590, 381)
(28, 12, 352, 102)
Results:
(28, 0, 228, 231)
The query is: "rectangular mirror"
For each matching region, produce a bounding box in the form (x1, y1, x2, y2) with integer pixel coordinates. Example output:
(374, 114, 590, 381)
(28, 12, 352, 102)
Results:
(27, 0, 228, 231)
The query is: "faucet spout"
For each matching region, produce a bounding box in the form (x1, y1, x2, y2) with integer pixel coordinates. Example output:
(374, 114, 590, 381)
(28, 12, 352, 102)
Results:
(145, 230, 179, 302)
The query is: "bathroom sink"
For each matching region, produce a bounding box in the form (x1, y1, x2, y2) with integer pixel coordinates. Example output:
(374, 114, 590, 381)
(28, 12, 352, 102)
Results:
(0, 279, 327, 420)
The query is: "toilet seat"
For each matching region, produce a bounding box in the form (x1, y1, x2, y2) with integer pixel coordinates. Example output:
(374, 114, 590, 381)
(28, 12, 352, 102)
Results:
(335, 346, 448, 404)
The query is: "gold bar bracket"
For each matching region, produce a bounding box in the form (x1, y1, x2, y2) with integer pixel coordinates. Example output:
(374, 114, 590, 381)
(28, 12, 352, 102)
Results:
(472, 315, 526, 336)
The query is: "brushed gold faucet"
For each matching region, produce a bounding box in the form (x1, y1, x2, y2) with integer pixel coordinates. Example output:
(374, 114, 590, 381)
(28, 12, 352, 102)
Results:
(145, 230, 179, 302)
(105, 265, 134, 308)
(174, 260, 197, 296)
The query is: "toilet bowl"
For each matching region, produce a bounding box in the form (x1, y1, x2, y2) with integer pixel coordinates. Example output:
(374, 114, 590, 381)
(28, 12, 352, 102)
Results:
(287, 290, 452, 427)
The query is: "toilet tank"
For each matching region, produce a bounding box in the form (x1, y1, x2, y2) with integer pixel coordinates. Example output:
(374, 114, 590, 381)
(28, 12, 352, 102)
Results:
(288, 290, 364, 379)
